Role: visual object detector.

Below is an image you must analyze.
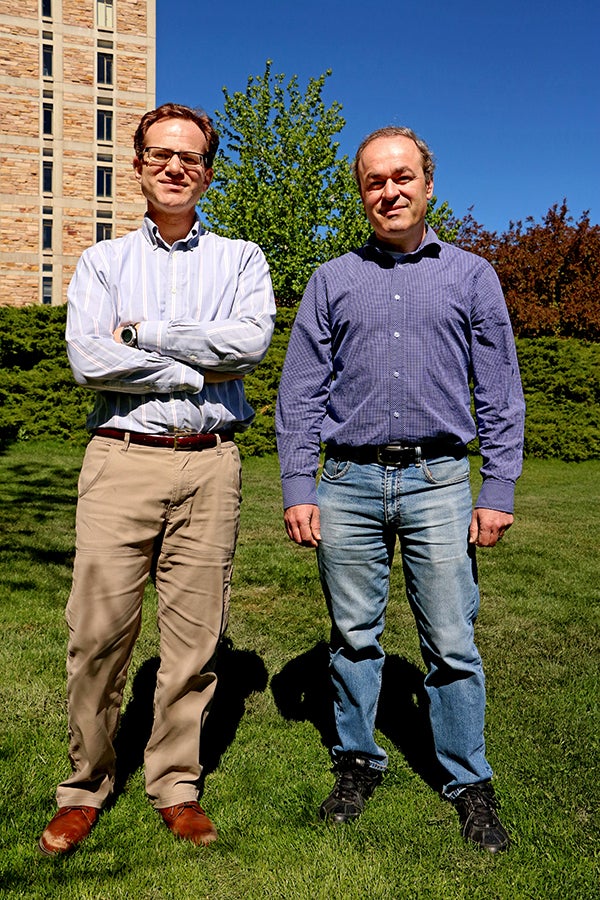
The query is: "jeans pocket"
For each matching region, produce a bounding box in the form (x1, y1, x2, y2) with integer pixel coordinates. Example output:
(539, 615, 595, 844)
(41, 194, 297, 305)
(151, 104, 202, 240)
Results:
(422, 454, 470, 486)
(321, 456, 352, 481)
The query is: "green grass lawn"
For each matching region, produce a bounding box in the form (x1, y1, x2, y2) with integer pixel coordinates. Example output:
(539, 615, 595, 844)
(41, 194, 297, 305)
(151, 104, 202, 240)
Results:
(0, 441, 598, 899)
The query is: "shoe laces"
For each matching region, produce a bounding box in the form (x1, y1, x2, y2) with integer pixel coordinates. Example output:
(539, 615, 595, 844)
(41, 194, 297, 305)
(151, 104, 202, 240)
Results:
(335, 770, 363, 803)
(333, 758, 381, 802)
(455, 783, 500, 820)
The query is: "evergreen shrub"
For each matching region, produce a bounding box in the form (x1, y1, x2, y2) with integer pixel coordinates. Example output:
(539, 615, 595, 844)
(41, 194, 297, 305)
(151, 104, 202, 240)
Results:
(1, 306, 598, 461)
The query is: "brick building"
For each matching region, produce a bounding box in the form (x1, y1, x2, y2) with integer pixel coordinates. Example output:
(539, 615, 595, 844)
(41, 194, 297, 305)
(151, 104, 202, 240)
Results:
(0, 0, 156, 307)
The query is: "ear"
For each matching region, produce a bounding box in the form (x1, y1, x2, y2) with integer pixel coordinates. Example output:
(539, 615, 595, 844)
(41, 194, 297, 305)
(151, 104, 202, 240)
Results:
(133, 156, 142, 182)
(356, 176, 367, 209)
(426, 178, 434, 200)
(201, 167, 214, 194)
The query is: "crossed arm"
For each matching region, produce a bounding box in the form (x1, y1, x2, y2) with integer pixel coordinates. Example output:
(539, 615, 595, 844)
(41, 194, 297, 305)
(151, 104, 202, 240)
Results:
(111, 324, 244, 383)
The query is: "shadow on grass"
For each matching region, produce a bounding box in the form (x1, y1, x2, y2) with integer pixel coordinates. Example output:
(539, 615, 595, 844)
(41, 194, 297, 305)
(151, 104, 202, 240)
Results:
(0, 457, 79, 589)
(271, 640, 445, 792)
(112, 637, 268, 799)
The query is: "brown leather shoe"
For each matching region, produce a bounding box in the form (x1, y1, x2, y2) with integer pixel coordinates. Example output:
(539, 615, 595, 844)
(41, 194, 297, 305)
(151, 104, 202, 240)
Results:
(158, 801, 218, 846)
(38, 806, 100, 856)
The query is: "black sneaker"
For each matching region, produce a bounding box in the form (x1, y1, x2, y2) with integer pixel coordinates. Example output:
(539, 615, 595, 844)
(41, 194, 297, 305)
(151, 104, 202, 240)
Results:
(319, 754, 383, 823)
(451, 782, 510, 853)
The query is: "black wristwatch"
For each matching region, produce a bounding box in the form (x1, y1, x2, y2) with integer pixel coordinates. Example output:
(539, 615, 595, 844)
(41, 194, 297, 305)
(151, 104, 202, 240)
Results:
(121, 324, 138, 348)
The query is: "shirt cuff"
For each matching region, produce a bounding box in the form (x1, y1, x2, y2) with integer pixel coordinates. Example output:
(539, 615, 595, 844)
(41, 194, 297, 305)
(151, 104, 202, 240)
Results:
(281, 474, 318, 510)
(475, 478, 516, 514)
(136, 320, 163, 353)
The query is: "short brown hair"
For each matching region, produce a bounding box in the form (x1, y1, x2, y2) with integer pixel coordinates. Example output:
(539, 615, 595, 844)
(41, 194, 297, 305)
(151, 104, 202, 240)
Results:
(133, 103, 220, 167)
(352, 126, 435, 186)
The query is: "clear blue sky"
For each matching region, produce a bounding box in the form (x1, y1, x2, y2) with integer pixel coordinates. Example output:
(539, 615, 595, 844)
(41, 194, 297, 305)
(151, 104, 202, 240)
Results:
(156, 0, 599, 234)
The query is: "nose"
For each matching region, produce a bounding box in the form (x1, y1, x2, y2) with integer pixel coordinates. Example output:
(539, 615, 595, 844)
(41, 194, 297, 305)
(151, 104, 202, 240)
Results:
(382, 178, 399, 200)
(165, 152, 184, 174)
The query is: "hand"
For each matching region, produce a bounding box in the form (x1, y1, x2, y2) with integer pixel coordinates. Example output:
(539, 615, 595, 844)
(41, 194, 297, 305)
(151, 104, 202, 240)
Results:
(469, 508, 514, 547)
(284, 504, 321, 548)
(112, 323, 140, 343)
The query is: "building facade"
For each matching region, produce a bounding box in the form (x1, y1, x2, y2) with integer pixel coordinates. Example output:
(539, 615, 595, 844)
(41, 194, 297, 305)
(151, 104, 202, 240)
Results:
(0, 0, 156, 306)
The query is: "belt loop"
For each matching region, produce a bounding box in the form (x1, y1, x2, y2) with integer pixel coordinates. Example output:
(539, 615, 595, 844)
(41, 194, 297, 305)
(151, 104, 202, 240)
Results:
(123, 431, 131, 451)
(415, 444, 422, 467)
(215, 433, 223, 456)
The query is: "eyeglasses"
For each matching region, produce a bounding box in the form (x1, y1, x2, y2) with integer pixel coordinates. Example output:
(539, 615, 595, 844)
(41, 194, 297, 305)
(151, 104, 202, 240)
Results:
(142, 147, 208, 169)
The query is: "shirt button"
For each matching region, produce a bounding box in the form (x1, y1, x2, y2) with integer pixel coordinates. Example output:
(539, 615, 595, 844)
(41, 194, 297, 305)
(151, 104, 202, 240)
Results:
(394, 331, 400, 338)
(393, 371, 399, 378)
(393, 412, 399, 418)
(394, 294, 401, 300)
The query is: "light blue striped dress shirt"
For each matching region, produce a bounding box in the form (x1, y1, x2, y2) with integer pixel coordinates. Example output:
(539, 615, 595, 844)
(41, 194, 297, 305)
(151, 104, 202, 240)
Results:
(66, 214, 276, 434)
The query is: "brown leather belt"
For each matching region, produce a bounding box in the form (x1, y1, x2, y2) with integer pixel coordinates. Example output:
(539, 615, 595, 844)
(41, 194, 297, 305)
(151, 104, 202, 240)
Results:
(326, 441, 465, 467)
(93, 428, 234, 450)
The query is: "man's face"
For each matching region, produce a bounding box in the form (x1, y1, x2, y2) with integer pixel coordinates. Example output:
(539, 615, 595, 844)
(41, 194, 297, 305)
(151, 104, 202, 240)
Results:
(357, 135, 434, 251)
(133, 117, 213, 221)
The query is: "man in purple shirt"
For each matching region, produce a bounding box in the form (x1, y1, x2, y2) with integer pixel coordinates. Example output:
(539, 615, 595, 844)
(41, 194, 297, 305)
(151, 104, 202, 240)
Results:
(276, 127, 524, 853)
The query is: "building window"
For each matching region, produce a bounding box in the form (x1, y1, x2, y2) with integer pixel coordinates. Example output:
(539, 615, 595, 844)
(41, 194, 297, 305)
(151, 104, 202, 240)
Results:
(42, 277, 53, 305)
(97, 166, 113, 197)
(97, 109, 113, 142)
(43, 44, 53, 77)
(42, 0, 52, 18)
(43, 103, 53, 135)
(97, 52, 113, 86)
(96, 222, 113, 242)
(97, 0, 114, 29)
(43, 160, 53, 193)
(42, 220, 53, 250)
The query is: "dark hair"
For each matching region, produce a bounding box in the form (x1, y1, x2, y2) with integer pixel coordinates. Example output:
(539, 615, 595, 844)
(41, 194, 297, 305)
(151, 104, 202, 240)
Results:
(133, 103, 220, 167)
(352, 126, 435, 186)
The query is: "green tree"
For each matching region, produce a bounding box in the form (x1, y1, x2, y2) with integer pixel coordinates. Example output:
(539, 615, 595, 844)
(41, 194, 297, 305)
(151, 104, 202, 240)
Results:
(202, 61, 357, 304)
(202, 62, 459, 304)
(426, 197, 460, 243)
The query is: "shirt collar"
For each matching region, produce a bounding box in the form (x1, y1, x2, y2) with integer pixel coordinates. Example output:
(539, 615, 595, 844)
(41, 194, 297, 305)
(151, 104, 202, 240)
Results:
(366, 226, 442, 262)
(141, 212, 205, 250)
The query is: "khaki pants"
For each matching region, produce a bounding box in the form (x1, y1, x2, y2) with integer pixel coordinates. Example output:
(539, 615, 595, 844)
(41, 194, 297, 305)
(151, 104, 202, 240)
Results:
(55, 434, 241, 809)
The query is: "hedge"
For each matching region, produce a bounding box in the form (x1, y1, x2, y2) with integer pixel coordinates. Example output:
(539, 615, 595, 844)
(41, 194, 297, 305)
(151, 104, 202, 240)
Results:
(0, 305, 598, 461)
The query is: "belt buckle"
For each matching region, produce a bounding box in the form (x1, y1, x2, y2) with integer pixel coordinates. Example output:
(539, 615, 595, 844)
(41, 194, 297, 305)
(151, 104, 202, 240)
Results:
(169, 428, 193, 450)
(376, 444, 421, 466)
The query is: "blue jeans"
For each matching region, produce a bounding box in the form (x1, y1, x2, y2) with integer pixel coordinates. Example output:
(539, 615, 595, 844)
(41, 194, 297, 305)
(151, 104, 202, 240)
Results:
(316, 452, 493, 795)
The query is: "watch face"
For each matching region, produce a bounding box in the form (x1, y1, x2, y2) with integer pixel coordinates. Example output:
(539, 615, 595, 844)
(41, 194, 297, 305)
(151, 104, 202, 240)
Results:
(122, 326, 136, 345)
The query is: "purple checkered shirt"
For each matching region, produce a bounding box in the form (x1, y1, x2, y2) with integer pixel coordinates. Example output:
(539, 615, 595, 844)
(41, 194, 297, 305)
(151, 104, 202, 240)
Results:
(276, 228, 525, 513)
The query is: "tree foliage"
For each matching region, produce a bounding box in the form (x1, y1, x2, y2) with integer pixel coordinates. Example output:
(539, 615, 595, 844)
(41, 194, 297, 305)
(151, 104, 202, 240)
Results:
(202, 62, 459, 304)
(457, 201, 600, 339)
(201, 62, 354, 304)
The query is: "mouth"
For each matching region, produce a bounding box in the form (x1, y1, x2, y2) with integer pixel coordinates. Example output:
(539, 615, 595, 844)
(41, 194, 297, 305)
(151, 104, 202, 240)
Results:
(381, 205, 407, 217)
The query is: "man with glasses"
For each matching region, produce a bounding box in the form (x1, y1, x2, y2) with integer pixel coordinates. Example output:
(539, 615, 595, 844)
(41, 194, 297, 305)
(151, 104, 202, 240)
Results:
(276, 127, 524, 853)
(39, 103, 275, 855)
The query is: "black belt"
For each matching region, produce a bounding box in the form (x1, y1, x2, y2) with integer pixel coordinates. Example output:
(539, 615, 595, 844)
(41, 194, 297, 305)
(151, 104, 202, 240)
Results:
(326, 441, 465, 467)
(93, 428, 234, 450)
